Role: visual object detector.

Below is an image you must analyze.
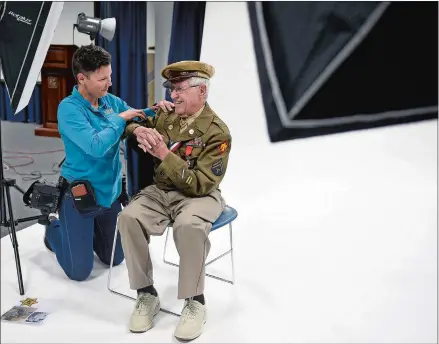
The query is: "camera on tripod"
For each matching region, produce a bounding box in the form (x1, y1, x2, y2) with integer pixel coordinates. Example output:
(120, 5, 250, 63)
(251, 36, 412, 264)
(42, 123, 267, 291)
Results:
(22, 181, 60, 226)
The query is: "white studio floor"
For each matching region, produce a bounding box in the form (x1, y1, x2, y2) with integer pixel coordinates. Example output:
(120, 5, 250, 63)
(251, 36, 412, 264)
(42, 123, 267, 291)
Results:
(1, 119, 437, 343)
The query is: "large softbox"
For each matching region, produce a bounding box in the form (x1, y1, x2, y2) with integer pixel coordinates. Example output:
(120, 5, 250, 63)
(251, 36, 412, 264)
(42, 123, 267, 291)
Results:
(248, 1, 438, 143)
(0, 1, 63, 296)
(0, 1, 63, 114)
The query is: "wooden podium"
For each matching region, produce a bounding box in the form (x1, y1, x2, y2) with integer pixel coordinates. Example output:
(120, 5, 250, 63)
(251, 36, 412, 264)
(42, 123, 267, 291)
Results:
(35, 45, 78, 138)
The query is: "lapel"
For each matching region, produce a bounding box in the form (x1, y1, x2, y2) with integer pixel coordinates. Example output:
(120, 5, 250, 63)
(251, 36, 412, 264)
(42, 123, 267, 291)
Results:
(174, 103, 215, 142)
(163, 113, 180, 142)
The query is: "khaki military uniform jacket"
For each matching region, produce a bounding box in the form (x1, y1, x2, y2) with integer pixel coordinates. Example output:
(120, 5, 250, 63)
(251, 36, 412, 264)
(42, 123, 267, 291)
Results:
(125, 103, 231, 197)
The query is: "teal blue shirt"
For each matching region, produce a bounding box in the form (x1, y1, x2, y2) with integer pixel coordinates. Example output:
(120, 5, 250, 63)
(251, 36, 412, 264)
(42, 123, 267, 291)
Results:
(57, 86, 153, 208)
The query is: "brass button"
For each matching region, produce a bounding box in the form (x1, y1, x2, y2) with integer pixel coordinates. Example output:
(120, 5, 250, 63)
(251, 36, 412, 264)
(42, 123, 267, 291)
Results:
(189, 129, 194, 135)
(168, 125, 173, 130)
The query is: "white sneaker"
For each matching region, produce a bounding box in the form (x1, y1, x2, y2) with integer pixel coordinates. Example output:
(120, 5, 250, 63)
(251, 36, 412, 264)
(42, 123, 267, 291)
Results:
(174, 299, 207, 341)
(129, 292, 160, 333)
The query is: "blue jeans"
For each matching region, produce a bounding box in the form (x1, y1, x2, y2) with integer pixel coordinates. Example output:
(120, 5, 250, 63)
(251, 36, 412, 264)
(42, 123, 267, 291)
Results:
(46, 190, 124, 281)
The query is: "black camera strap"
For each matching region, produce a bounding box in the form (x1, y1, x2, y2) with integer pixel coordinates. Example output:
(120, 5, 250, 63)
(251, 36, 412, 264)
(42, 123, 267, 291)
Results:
(22, 180, 40, 207)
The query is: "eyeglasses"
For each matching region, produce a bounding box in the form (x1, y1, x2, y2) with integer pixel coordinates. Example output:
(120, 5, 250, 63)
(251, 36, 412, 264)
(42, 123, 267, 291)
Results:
(166, 85, 200, 96)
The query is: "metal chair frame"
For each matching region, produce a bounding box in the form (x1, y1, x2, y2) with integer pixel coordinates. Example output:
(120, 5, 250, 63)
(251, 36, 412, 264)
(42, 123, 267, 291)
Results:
(107, 207, 236, 317)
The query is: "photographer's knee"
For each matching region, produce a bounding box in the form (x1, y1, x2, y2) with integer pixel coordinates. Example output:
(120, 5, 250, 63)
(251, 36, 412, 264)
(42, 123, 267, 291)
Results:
(98, 250, 124, 267)
(64, 261, 93, 282)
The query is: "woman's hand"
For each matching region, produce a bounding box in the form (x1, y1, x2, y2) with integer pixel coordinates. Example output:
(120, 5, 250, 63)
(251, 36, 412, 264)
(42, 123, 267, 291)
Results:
(118, 109, 146, 121)
(152, 100, 175, 113)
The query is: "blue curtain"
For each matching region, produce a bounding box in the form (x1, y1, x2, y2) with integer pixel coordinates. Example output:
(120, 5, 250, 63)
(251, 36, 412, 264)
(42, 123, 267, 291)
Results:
(165, 1, 206, 101)
(96, 2, 148, 108)
(95, 1, 150, 196)
(168, 2, 206, 63)
(95, 2, 207, 196)
(0, 81, 42, 123)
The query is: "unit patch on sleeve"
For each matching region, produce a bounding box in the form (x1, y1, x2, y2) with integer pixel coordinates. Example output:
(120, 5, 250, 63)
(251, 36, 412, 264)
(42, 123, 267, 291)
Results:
(211, 159, 223, 176)
(218, 140, 229, 154)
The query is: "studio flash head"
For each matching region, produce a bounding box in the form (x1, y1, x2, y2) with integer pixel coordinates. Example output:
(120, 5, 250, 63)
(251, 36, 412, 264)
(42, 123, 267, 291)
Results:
(75, 13, 116, 41)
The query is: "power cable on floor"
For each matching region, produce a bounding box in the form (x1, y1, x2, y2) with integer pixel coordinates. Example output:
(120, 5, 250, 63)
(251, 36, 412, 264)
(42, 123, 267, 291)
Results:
(3, 144, 126, 181)
(2, 149, 64, 181)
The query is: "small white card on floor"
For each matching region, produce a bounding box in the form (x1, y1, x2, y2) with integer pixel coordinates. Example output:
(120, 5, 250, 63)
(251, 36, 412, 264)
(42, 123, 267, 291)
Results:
(1, 297, 50, 325)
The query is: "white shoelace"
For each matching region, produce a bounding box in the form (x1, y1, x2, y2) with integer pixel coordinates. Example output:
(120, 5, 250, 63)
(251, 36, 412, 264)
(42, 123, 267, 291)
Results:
(180, 300, 200, 323)
(135, 293, 156, 315)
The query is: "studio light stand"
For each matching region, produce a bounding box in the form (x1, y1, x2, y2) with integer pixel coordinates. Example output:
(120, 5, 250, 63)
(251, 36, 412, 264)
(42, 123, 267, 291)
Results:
(0, 120, 42, 296)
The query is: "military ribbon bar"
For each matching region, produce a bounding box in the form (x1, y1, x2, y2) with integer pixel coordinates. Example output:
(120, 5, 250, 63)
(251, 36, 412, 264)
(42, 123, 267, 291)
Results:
(169, 141, 183, 152)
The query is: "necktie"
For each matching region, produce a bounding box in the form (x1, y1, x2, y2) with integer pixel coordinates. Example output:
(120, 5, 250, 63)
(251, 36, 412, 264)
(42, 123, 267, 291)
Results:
(180, 118, 189, 133)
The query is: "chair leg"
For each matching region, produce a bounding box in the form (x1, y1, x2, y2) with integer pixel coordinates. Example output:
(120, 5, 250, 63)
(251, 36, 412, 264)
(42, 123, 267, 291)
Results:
(229, 222, 235, 284)
(107, 226, 119, 293)
(204, 222, 235, 284)
(107, 225, 180, 317)
(163, 223, 235, 285)
(163, 226, 179, 267)
(107, 225, 138, 301)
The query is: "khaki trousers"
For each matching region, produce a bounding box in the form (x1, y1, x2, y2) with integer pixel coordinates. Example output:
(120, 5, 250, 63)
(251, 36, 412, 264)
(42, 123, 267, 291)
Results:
(117, 185, 225, 299)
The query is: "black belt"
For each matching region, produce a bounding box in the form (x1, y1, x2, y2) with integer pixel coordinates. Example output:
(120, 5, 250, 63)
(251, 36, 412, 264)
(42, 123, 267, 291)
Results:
(57, 176, 130, 207)
(57, 176, 71, 192)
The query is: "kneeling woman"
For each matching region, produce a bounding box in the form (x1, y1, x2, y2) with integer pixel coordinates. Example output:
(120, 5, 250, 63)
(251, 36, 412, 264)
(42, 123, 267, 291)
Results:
(45, 45, 174, 281)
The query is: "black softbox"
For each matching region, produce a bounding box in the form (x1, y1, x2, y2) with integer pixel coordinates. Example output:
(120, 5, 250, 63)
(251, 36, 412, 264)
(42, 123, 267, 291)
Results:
(0, 1, 63, 114)
(0, 1, 63, 296)
(248, 1, 438, 143)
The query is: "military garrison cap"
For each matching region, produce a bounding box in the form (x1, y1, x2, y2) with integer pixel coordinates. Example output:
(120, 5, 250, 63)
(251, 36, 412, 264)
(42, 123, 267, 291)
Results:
(161, 61, 215, 87)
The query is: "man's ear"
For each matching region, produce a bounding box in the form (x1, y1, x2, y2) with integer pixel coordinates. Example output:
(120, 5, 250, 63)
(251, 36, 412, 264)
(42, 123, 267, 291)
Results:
(199, 84, 207, 96)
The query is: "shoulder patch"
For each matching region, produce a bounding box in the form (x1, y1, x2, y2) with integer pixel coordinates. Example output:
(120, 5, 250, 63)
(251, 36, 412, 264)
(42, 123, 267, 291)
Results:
(218, 140, 229, 154)
(211, 159, 224, 176)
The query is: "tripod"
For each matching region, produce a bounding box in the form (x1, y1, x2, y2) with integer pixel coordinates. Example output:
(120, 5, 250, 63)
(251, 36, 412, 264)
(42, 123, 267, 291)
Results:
(0, 119, 41, 295)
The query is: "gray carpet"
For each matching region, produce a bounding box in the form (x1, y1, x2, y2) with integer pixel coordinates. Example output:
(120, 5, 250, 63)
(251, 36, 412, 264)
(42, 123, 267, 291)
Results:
(1, 120, 127, 239)
(1, 120, 65, 237)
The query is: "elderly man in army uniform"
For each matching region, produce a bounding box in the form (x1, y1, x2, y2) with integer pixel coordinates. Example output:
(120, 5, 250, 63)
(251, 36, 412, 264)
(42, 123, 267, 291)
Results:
(117, 60, 232, 341)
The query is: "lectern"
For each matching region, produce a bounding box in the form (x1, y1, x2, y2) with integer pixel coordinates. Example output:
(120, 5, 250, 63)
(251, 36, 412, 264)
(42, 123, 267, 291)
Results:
(35, 45, 77, 138)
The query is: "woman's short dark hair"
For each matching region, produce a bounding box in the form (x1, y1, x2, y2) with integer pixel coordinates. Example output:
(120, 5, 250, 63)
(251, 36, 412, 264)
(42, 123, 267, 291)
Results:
(72, 44, 111, 81)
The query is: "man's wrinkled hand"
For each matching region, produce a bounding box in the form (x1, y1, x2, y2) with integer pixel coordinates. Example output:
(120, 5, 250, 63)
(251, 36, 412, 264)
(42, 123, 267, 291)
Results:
(152, 100, 174, 113)
(133, 127, 164, 149)
(138, 139, 170, 161)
